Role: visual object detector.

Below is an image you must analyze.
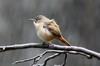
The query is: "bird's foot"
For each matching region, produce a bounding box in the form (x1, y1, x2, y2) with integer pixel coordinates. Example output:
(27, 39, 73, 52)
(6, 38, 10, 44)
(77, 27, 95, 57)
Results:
(42, 42, 49, 47)
(42, 42, 54, 47)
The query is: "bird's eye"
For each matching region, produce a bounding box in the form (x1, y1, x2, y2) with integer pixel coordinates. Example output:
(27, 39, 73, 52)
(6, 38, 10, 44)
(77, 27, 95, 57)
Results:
(35, 18, 39, 21)
(35, 16, 41, 21)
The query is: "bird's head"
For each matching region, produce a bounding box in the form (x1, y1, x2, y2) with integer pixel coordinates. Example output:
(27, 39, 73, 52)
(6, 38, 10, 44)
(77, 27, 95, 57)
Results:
(29, 15, 47, 23)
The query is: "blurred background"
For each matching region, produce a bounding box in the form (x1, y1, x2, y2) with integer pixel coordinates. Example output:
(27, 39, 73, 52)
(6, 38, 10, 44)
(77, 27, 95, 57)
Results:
(0, 0, 100, 66)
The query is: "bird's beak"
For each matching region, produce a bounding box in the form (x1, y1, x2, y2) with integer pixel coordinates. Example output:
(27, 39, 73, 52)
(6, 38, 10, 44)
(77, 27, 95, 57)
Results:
(29, 19, 36, 23)
(29, 19, 35, 21)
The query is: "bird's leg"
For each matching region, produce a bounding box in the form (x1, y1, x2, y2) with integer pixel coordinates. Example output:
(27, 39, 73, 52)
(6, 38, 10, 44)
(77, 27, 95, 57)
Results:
(42, 42, 49, 47)
(42, 42, 54, 48)
(42, 42, 52, 47)
(42, 42, 46, 45)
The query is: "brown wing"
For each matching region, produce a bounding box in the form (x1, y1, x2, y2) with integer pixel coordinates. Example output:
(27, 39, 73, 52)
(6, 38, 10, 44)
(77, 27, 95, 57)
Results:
(44, 20, 62, 37)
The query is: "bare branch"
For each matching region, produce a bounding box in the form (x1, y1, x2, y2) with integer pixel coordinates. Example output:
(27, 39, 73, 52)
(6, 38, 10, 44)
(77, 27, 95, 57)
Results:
(13, 50, 93, 65)
(0, 43, 100, 60)
(13, 50, 65, 64)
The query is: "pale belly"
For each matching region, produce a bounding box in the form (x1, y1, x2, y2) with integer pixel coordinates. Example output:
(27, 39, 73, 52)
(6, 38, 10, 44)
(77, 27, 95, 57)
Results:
(37, 28, 54, 42)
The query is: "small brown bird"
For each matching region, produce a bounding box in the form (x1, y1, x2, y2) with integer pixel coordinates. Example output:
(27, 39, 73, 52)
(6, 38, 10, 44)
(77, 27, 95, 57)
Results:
(29, 15, 71, 46)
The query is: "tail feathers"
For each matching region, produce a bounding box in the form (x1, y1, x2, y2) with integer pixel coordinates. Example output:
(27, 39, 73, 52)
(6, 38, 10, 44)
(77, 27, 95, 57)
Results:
(55, 36, 71, 46)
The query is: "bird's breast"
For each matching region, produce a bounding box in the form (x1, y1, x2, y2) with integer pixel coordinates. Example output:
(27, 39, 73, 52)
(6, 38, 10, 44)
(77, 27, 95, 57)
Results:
(37, 27, 54, 42)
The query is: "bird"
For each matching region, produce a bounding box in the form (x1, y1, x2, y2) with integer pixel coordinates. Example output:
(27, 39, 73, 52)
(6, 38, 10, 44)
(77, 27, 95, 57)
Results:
(29, 15, 71, 46)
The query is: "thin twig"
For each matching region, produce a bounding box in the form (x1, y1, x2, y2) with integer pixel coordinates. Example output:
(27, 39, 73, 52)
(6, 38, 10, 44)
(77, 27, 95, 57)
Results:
(67, 51, 92, 59)
(12, 50, 97, 65)
(12, 54, 40, 64)
(43, 53, 61, 66)
(31, 51, 48, 65)
(62, 53, 67, 66)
